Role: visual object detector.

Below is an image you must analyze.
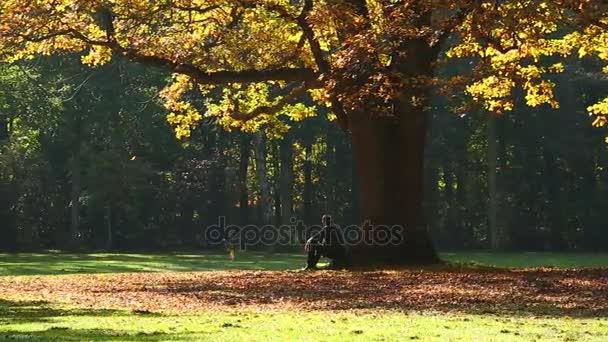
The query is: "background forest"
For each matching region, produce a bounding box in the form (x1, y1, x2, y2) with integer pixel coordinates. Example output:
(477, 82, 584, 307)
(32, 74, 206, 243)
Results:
(1, 55, 606, 252)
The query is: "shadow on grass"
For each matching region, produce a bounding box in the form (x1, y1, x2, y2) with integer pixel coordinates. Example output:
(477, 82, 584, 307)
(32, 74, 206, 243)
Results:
(0, 329, 174, 342)
(0, 299, 134, 324)
(0, 299, 173, 342)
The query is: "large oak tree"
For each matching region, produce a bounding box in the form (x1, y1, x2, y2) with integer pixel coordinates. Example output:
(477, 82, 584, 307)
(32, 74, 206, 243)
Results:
(1, 0, 607, 265)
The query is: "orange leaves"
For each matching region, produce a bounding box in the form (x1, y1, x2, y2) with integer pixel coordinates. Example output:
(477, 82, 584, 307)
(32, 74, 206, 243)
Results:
(589, 98, 608, 128)
(592, 116, 607, 128)
(0, 268, 607, 315)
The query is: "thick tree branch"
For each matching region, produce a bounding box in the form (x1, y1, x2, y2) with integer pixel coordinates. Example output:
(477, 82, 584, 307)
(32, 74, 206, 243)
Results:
(115, 51, 318, 85)
(57, 15, 319, 85)
(297, 0, 329, 73)
(296, 0, 348, 128)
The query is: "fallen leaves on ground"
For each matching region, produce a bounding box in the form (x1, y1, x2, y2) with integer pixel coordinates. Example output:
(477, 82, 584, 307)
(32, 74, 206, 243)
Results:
(0, 267, 606, 316)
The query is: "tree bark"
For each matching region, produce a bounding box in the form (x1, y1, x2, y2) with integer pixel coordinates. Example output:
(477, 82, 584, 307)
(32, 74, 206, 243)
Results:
(347, 105, 438, 265)
(105, 206, 113, 250)
(343, 39, 439, 266)
(279, 137, 294, 225)
(443, 159, 456, 245)
(425, 157, 440, 244)
(238, 135, 251, 225)
(488, 114, 509, 250)
(69, 142, 82, 249)
(324, 126, 337, 216)
(302, 137, 314, 224)
(487, 113, 500, 250)
(252, 132, 273, 225)
(542, 147, 566, 251)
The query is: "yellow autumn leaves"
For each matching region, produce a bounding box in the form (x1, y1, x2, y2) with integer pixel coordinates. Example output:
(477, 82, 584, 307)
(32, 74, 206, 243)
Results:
(2, 0, 608, 138)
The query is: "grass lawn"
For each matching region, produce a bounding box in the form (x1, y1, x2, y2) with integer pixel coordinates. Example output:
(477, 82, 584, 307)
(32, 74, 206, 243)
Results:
(1, 251, 607, 276)
(0, 251, 607, 341)
(0, 251, 306, 276)
(1, 301, 606, 342)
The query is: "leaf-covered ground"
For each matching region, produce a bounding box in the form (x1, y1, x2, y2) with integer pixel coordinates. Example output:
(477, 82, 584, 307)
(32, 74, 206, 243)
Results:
(1, 267, 607, 317)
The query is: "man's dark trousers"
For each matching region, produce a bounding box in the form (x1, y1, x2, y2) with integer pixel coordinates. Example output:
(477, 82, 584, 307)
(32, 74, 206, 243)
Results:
(307, 244, 342, 268)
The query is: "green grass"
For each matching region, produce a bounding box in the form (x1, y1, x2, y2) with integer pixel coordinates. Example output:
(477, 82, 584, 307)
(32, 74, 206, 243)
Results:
(0, 251, 306, 276)
(441, 251, 608, 269)
(1, 251, 607, 277)
(0, 300, 606, 342)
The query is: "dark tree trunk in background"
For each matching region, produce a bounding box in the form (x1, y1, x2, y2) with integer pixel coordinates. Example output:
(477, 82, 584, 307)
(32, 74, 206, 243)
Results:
(302, 137, 314, 224)
(487, 113, 498, 249)
(324, 126, 337, 216)
(488, 113, 512, 250)
(575, 153, 601, 250)
(179, 203, 196, 247)
(455, 161, 470, 247)
(0, 182, 18, 252)
(69, 112, 82, 250)
(238, 135, 251, 225)
(209, 130, 229, 227)
(542, 147, 566, 250)
(424, 157, 440, 244)
(443, 159, 456, 243)
(0, 116, 9, 140)
(279, 137, 294, 225)
(105, 206, 113, 250)
(271, 141, 281, 225)
(253, 132, 273, 225)
(496, 117, 509, 246)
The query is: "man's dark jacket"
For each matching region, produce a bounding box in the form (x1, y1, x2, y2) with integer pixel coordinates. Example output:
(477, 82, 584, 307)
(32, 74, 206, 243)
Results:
(309, 224, 344, 258)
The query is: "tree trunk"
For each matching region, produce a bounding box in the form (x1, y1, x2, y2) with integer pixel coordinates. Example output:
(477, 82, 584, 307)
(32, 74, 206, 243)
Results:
(344, 39, 439, 266)
(252, 132, 273, 225)
(105, 206, 113, 250)
(542, 147, 566, 251)
(487, 113, 500, 250)
(302, 137, 314, 224)
(179, 203, 196, 247)
(238, 135, 251, 225)
(424, 158, 440, 245)
(279, 137, 294, 225)
(455, 161, 470, 247)
(324, 126, 337, 216)
(488, 114, 509, 250)
(70, 148, 82, 249)
(443, 159, 456, 245)
(347, 106, 438, 265)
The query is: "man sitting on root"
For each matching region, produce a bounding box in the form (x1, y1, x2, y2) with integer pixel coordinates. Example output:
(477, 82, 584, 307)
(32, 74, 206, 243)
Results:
(304, 214, 345, 270)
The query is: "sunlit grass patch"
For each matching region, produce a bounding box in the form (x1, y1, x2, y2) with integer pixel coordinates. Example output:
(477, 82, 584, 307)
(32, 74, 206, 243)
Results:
(0, 301, 606, 342)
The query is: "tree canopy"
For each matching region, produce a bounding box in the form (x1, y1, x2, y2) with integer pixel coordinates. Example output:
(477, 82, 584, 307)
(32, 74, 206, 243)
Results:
(1, 1, 607, 137)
